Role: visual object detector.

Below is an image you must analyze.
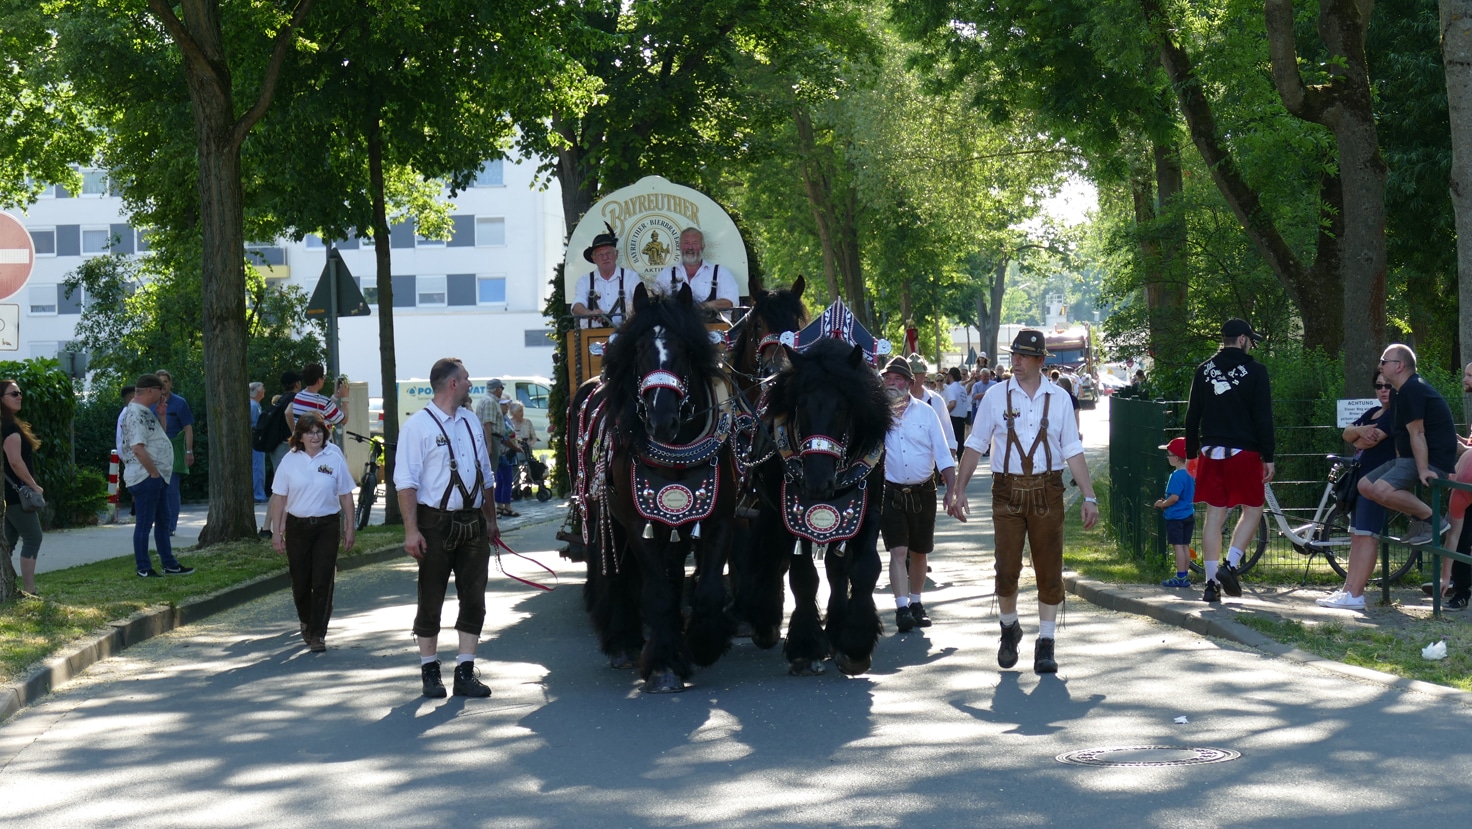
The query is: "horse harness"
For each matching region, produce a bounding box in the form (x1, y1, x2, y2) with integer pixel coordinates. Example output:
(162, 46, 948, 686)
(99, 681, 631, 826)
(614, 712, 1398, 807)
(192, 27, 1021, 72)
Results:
(771, 414, 883, 547)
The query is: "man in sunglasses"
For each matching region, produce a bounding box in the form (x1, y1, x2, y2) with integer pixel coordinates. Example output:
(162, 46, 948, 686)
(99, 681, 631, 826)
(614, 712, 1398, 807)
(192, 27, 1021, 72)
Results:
(1359, 345, 1459, 548)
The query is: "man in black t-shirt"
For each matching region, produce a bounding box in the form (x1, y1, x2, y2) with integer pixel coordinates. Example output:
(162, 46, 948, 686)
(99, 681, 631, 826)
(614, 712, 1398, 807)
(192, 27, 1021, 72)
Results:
(1359, 344, 1459, 545)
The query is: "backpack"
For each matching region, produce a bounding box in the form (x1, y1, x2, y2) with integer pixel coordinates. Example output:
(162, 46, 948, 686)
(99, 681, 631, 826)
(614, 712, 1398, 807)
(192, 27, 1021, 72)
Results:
(252, 392, 295, 452)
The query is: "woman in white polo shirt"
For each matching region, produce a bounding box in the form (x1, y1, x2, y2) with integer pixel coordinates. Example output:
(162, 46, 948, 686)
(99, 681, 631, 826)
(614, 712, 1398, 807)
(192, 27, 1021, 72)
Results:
(269, 412, 356, 653)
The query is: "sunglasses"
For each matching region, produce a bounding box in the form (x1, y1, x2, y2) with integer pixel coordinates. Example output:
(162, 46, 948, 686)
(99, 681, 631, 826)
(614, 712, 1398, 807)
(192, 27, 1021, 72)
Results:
(1373, 383, 1392, 390)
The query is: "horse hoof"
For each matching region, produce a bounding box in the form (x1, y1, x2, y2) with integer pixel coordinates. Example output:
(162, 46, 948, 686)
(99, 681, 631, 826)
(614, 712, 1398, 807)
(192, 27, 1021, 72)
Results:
(609, 652, 636, 670)
(751, 625, 782, 650)
(835, 652, 871, 676)
(643, 671, 686, 694)
(788, 659, 826, 676)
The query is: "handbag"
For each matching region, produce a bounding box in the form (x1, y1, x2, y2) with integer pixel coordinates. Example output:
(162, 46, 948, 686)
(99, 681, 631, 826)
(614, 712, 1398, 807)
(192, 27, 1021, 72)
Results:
(5, 472, 45, 513)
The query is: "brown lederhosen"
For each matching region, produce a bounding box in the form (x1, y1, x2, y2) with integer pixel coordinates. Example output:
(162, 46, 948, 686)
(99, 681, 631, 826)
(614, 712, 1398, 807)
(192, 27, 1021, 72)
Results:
(412, 411, 492, 638)
(992, 382, 1066, 605)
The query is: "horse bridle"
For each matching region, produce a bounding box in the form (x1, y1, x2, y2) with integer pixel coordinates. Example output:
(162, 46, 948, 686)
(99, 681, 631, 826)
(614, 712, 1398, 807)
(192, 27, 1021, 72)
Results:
(637, 368, 694, 424)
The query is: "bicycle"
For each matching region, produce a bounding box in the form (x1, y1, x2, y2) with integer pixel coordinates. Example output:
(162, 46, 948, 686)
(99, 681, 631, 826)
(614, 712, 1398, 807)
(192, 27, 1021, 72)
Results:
(1187, 454, 1420, 584)
(345, 430, 392, 530)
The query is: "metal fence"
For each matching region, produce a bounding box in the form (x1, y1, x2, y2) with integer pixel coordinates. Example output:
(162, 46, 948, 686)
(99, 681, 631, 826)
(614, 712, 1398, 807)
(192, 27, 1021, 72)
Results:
(1106, 395, 1464, 582)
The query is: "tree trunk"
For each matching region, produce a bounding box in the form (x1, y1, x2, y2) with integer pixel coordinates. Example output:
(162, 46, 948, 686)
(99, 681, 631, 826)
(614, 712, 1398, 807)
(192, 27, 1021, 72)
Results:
(1138, 0, 1343, 352)
(149, 0, 315, 545)
(555, 124, 598, 229)
(836, 179, 870, 329)
(1149, 141, 1190, 353)
(1265, 0, 1385, 395)
(976, 258, 1007, 363)
(1444, 0, 1472, 417)
(794, 107, 843, 304)
(366, 92, 402, 526)
(0, 522, 17, 604)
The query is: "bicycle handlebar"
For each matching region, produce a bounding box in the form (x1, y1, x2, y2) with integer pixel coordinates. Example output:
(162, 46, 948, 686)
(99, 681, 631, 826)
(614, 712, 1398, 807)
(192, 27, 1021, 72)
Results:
(344, 430, 396, 449)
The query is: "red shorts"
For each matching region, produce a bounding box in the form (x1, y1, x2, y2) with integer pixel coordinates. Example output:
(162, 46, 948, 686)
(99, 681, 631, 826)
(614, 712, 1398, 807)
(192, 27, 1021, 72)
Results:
(1194, 450, 1264, 509)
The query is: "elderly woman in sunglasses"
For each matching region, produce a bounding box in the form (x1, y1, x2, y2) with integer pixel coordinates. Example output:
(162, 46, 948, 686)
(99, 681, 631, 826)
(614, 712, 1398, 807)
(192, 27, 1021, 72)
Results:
(1316, 371, 1396, 609)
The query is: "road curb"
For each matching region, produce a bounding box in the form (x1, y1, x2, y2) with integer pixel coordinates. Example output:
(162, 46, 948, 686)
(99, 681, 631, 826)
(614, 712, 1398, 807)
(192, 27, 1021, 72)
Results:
(1064, 572, 1472, 705)
(0, 543, 405, 724)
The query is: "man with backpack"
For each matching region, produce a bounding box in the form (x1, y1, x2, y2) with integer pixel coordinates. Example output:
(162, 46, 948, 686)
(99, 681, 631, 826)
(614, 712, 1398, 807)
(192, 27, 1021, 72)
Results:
(255, 371, 301, 540)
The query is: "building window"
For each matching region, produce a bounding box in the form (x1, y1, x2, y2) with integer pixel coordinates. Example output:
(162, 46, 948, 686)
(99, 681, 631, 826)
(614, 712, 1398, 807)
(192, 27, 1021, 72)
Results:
(355, 277, 378, 306)
(474, 159, 504, 187)
(524, 329, 555, 348)
(417, 275, 447, 307)
(477, 276, 506, 305)
(29, 286, 57, 315)
(475, 217, 505, 247)
(80, 170, 109, 196)
(305, 235, 325, 249)
(245, 245, 286, 266)
(415, 230, 446, 248)
(81, 227, 111, 256)
(31, 228, 56, 257)
(136, 229, 152, 253)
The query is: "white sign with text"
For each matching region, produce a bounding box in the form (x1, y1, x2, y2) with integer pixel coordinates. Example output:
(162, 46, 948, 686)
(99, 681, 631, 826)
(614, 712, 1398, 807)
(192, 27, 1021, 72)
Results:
(1337, 398, 1378, 428)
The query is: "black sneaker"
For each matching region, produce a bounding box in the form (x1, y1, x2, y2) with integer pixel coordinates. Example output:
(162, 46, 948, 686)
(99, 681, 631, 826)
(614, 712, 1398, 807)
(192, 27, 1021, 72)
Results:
(910, 601, 932, 628)
(421, 660, 447, 698)
(258, 530, 272, 541)
(895, 606, 915, 633)
(1448, 596, 1470, 612)
(1216, 562, 1242, 597)
(1034, 637, 1058, 674)
(137, 569, 163, 579)
(163, 565, 195, 576)
(1202, 581, 1221, 603)
(998, 621, 1023, 669)
(453, 661, 492, 697)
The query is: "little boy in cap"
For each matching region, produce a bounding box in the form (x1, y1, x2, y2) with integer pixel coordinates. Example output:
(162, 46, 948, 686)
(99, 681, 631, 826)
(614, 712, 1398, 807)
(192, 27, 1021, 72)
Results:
(1154, 437, 1196, 588)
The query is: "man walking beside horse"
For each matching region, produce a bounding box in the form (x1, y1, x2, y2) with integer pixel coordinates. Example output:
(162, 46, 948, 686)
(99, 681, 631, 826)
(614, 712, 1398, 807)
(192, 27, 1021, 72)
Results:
(949, 329, 1099, 674)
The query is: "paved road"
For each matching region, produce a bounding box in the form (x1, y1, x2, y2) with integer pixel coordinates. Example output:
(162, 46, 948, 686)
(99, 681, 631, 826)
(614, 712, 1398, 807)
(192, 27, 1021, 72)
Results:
(4, 400, 1471, 826)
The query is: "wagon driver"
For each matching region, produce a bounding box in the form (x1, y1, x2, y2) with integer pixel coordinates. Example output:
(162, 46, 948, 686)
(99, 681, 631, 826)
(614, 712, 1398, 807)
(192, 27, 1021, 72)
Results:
(657, 227, 740, 319)
(570, 224, 637, 329)
(948, 329, 1099, 675)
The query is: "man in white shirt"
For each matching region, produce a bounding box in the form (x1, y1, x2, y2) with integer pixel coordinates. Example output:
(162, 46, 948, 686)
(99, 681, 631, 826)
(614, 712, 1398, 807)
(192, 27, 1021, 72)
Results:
(570, 225, 638, 328)
(394, 358, 499, 699)
(121, 374, 194, 579)
(907, 353, 956, 455)
(949, 329, 1099, 674)
(655, 227, 739, 318)
(879, 357, 957, 632)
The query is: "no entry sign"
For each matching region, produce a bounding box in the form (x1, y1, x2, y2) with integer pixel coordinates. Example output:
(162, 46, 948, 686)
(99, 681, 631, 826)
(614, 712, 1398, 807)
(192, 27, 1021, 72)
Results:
(0, 212, 36, 302)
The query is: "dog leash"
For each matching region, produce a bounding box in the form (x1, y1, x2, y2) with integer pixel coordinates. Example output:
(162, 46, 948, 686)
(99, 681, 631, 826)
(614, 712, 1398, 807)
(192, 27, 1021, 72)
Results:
(492, 537, 558, 591)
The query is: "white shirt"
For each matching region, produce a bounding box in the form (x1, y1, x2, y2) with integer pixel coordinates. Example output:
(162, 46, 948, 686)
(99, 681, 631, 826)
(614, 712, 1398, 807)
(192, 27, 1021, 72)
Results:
(966, 377, 1084, 474)
(116, 408, 127, 458)
(919, 388, 956, 450)
(393, 401, 495, 510)
(572, 267, 637, 328)
(884, 397, 956, 485)
(655, 261, 740, 308)
(272, 446, 355, 518)
(943, 380, 971, 418)
(120, 401, 172, 488)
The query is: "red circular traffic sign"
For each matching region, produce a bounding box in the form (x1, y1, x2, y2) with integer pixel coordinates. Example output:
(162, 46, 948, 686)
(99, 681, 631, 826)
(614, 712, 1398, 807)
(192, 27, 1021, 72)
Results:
(0, 212, 36, 302)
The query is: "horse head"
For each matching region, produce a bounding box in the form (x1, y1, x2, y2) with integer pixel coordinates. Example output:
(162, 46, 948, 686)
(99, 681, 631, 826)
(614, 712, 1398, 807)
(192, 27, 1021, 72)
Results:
(731, 276, 808, 384)
(621, 282, 711, 444)
(773, 338, 889, 501)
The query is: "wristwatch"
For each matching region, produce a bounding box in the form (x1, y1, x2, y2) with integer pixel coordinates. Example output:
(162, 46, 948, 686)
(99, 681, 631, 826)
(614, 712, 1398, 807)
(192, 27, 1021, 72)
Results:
(1083, 496, 1098, 504)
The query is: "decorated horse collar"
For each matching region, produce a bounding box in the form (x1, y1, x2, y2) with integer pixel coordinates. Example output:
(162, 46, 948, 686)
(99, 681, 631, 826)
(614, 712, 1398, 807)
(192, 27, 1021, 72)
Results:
(771, 414, 884, 491)
(635, 375, 734, 470)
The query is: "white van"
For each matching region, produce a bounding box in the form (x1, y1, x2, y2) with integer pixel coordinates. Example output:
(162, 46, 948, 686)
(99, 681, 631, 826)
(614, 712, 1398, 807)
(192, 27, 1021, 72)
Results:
(395, 375, 554, 441)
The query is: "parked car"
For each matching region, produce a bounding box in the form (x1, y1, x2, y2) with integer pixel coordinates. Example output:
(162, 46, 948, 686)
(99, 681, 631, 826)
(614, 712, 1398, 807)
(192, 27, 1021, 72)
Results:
(1076, 373, 1099, 409)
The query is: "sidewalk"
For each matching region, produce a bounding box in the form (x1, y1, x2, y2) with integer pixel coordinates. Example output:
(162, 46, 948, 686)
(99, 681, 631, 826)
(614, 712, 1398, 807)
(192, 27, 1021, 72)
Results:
(34, 492, 567, 575)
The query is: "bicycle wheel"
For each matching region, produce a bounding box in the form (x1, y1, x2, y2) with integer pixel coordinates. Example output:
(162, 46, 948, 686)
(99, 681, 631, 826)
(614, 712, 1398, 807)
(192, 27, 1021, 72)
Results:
(1323, 519, 1422, 584)
(537, 485, 553, 502)
(1188, 505, 1268, 577)
(355, 469, 378, 530)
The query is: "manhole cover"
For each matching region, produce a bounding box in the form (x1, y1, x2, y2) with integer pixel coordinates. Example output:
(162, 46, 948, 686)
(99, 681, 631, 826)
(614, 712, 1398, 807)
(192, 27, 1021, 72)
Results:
(1056, 746, 1241, 767)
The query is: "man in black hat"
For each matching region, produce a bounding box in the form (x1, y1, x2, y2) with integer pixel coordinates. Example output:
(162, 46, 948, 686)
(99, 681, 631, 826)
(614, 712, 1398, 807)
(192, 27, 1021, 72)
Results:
(1184, 318, 1275, 603)
(950, 329, 1098, 674)
(571, 224, 637, 328)
(880, 356, 957, 632)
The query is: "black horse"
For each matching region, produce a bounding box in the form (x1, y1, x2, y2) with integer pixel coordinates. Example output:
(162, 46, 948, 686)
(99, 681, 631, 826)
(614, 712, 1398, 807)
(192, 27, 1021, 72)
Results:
(726, 275, 808, 399)
(573, 283, 738, 693)
(740, 338, 892, 676)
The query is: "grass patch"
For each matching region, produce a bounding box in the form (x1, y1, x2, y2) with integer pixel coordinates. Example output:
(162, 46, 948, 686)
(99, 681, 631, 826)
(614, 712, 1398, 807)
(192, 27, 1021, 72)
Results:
(0, 525, 407, 685)
(1236, 613, 1472, 692)
(1065, 474, 1173, 584)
